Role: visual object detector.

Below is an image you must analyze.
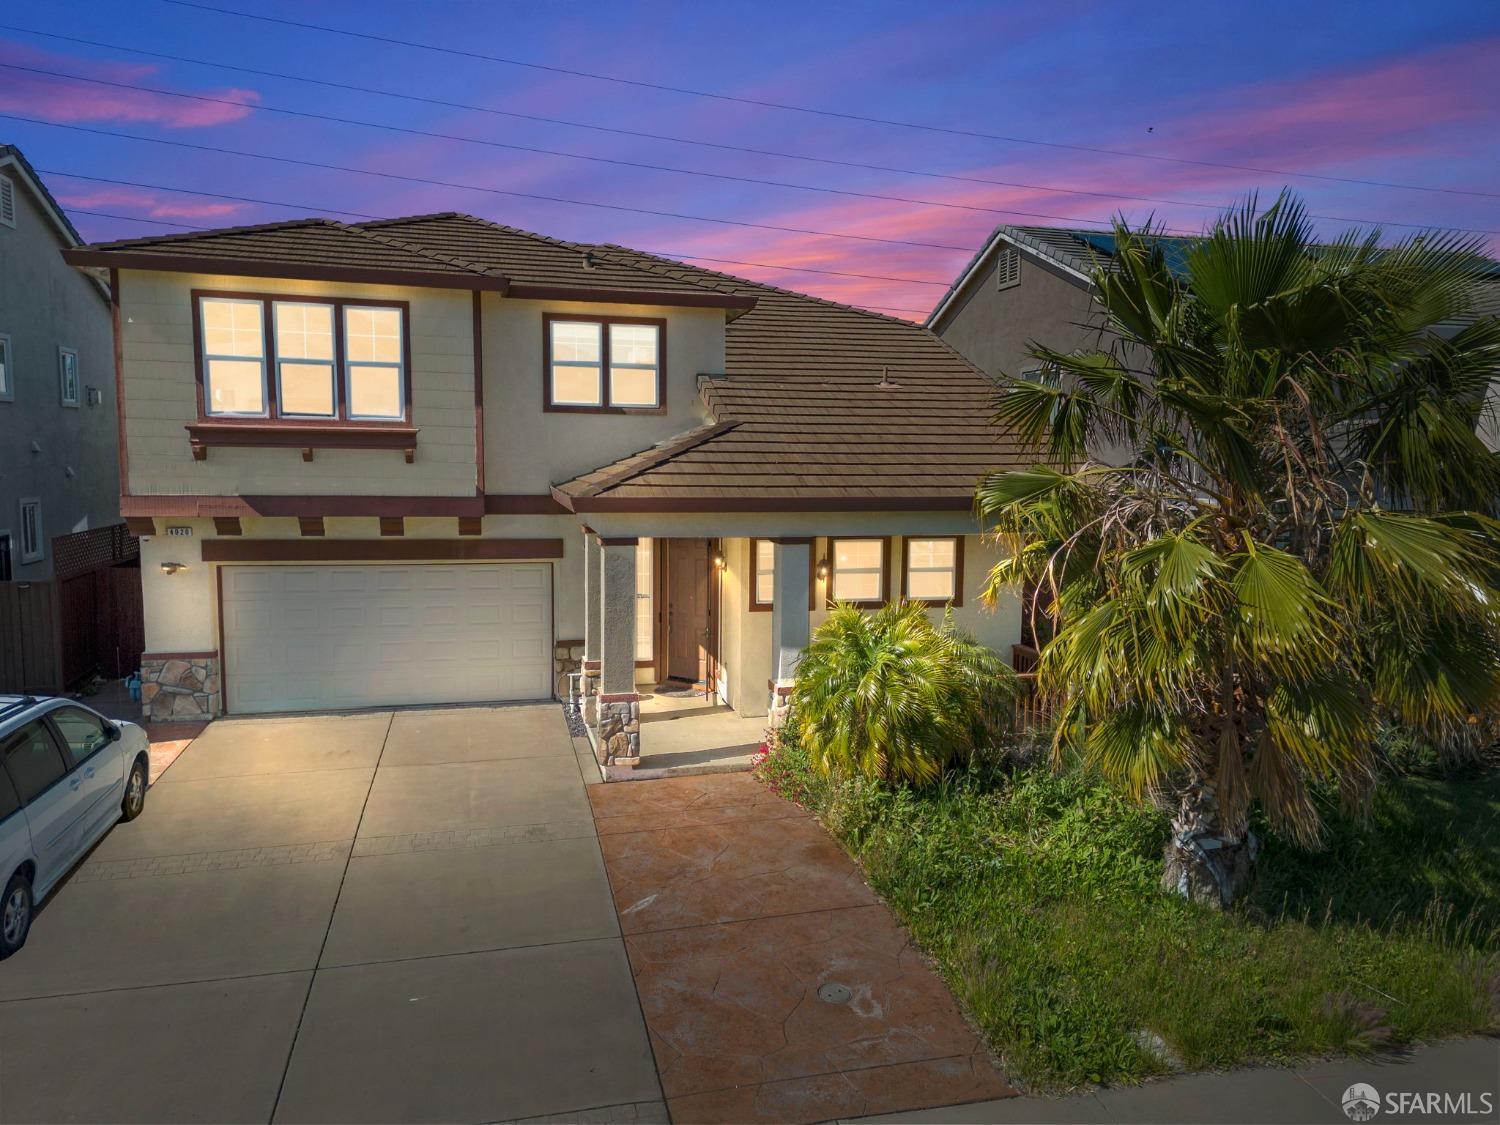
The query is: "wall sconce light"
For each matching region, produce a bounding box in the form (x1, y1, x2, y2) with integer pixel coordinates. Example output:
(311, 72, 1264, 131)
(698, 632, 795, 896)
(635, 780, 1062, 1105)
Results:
(160, 561, 188, 576)
(816, 559, 830, 581)
(712, 553, 726, 570)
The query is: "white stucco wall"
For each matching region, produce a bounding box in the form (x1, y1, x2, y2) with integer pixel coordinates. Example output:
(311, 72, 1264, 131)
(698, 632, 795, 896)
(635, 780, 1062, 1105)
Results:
(479, 296, 727, 493)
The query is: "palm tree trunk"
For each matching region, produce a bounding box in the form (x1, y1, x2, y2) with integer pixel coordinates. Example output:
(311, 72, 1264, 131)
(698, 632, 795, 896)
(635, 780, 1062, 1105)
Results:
(1161, 777, 1257, 907)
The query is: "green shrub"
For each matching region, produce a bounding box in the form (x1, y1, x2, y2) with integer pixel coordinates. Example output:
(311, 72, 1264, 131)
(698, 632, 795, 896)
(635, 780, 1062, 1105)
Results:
(791, 601, 1016, 785)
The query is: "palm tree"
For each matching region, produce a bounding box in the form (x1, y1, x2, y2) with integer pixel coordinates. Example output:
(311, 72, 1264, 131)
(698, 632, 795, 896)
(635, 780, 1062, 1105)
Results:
(977, 193, 1500, 906)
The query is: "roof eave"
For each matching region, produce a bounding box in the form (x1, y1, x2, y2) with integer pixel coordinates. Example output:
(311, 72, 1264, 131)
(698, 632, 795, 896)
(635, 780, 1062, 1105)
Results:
(505, 282, 756, 312)
(60, 249, 511, 292)
(557, 494, 976, 514)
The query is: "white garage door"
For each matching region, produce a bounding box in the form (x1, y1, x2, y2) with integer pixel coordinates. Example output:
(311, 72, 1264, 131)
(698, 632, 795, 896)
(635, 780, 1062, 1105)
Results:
(221, 564, 552, 714)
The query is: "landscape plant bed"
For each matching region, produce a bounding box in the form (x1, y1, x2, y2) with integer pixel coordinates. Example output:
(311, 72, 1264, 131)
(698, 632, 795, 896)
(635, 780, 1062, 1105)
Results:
(754, 732, 1500, 1091)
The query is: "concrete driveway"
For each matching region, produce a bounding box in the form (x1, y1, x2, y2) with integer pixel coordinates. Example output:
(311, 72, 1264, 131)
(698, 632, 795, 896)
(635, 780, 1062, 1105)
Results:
(0, 705, 665, 1124)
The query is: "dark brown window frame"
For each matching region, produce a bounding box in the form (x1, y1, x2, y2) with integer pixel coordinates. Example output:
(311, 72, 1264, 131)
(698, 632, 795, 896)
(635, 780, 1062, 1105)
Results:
(190, 288, 415, 436)
(747, 537, 816, 613)
(825, 536, 893, 610)
(901, 535, 965, 608)
(542, 312, 667, 415)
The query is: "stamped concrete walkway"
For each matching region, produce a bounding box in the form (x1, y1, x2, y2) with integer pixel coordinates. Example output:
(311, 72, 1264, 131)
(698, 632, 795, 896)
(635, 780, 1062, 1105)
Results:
(589, 772, 1013, 1124)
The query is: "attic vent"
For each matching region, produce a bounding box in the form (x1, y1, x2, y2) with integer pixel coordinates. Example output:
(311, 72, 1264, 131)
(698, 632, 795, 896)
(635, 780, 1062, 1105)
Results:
(0, 176, 14, 229)
(996, 246, 1020, 290)
(580, 250, 596, 270)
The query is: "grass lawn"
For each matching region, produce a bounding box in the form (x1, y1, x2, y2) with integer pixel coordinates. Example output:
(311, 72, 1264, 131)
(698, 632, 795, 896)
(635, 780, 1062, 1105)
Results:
(755, 735, 1500, 1091)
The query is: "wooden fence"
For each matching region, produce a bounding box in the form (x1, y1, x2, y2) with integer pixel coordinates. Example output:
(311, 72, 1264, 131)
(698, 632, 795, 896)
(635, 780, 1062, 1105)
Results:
(0, 581, 64, 693)
(0, 556, 143, 694)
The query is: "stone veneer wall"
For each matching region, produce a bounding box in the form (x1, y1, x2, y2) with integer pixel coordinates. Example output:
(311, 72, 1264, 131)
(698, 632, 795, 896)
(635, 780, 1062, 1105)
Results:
(141, 652, 221, 721)
(595, 696, 641, 769)
(554, 639, 584, 701)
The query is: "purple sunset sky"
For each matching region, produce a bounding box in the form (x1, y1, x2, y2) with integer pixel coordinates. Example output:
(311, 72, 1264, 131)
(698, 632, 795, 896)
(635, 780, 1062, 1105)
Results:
(2, 0, 1497, 319)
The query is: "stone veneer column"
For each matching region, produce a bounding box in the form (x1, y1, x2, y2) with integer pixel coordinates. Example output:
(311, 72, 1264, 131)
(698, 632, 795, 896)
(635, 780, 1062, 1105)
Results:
(140, 651, 222, 721)
(768, 538, 812, 727)
(580, 528, 603, 724)
(596, 536, 641, 771)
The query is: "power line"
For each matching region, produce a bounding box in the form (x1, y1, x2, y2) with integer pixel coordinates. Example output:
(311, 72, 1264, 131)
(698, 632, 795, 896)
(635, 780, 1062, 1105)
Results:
(39, 167, 955, 286)
(159, 0, 1500, 202)
(0, 63, 1156, 225)
(0, 112, 991, 252)
(67, 207, 210, 228)
(0, 23, 1427, 227)
(9, 59, 1493, 238)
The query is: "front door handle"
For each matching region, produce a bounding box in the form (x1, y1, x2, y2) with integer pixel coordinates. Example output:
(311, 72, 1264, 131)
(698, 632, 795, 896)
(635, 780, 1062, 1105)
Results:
(68, 776, 82, 790)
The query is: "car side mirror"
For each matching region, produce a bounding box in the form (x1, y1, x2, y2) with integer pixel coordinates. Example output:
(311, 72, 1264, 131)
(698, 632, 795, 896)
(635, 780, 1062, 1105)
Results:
(107, 724, 122, 742)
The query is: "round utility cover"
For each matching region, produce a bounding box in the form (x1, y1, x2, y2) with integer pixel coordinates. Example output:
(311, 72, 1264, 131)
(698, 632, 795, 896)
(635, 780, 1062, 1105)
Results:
(817, 982, 853, 1004)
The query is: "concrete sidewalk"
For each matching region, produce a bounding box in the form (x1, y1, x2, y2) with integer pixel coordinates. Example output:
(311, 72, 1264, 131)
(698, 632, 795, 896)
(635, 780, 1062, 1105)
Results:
(850, 1036, 1499, 1124)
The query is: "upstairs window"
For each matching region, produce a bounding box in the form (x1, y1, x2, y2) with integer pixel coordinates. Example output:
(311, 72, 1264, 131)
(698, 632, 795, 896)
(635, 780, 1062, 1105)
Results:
(0, 333, 11, 401)
(197, 293, 407, 423)
(546, 315, 663, 411)
(274, 302, 335, 417)
(202, 297, 267, 415)
(58, 347, 80, 407)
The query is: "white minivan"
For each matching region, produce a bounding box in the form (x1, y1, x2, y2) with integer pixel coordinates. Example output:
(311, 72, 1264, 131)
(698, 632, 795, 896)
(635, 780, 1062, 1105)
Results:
(0, 695, 151, 957)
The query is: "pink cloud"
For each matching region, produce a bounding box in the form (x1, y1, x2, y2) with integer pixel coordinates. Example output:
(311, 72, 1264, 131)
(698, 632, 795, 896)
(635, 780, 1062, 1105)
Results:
(55, 186, 247, 221)
(0, 38, 258, 128)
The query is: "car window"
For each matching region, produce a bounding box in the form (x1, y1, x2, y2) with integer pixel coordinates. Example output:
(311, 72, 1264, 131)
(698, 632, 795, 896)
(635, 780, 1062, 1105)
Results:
(1, 722, 68, 804)
(0, 762, 20, 822)
(50, 706, 112, 767)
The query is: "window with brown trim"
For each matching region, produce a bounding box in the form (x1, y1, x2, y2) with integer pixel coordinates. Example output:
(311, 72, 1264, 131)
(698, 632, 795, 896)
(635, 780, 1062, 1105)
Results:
(749, 538, 776, 611)
(194, 291, 410, 425)
(902, 536, 963, 606)
(828, 537, 889, 608)
(544, 313, 665, 412)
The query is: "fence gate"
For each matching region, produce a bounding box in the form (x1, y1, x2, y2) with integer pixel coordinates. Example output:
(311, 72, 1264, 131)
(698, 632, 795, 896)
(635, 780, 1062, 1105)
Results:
(0, 581, 64, 693)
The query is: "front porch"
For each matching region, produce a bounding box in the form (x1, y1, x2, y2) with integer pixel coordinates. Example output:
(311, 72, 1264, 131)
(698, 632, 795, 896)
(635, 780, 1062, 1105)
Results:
(577, 532, 811, 781)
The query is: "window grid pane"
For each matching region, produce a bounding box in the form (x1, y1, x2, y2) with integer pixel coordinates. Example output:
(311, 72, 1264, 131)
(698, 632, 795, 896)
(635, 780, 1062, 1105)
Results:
(906, 538, 957, 600)
(608, 324, 658, 407)
(279, 361, 337, 417)
(347, 363, 403, 419)
(275, 302, 334, 360)
(206, 359, 266, 415)
(552, 364, 602, 406)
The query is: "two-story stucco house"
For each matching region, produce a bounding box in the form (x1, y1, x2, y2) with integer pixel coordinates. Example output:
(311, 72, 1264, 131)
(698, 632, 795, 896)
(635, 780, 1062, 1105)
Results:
(0, 146, 120, 581)
(64, 212, 1028, 769)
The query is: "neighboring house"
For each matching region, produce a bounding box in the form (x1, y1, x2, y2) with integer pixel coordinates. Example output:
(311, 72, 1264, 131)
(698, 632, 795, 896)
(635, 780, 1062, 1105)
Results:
(0, 146, 140, 694)
(928, 223, 1500, 454)
(0, 146, 121, 580)
(63, 213, 1028, 765)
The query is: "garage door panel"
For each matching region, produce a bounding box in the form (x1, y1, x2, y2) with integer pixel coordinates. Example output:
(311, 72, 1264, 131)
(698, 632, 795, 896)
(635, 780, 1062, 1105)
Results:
(222, 564, 553, 714)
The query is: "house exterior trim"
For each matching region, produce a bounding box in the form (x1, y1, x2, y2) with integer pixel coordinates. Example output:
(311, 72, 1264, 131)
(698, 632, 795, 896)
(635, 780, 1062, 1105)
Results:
(201, 538, 564, 562)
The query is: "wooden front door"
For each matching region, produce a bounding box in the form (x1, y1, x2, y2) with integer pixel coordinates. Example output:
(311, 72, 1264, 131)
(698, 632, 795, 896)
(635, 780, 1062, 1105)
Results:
(666, 538, 710, 683)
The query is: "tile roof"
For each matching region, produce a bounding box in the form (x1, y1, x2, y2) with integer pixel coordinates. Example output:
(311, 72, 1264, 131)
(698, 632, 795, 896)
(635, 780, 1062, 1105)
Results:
(72, 217, 500, 279)
(554, 247, 1031, 510)
(355, 214, 750, 304)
